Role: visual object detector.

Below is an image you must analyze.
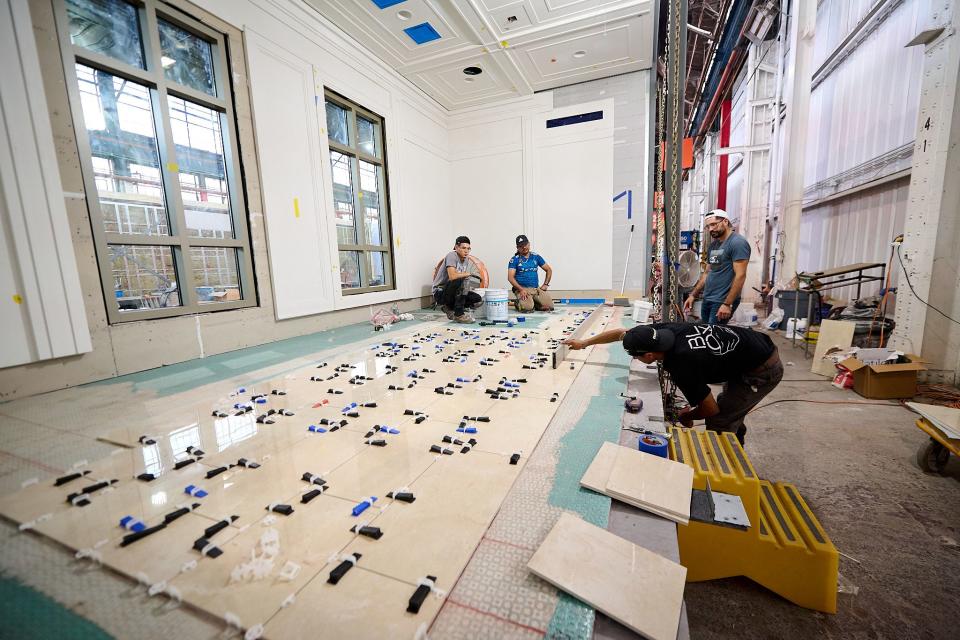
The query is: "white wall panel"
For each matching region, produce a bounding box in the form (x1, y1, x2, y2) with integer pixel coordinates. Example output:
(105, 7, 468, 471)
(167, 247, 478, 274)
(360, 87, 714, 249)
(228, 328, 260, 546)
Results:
(0, 0, 91, 368)
(553, 71, 649, 293)
(532, 101, 614, 290)
(246, 33, 334, 320)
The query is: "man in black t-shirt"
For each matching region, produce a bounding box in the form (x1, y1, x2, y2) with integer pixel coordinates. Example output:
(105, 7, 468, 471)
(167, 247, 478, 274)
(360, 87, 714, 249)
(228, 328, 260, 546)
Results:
(564, 322, 783, 444)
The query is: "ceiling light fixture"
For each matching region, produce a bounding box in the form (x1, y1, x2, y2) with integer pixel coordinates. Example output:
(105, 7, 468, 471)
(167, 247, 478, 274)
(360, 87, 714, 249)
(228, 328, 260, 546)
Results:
(462, 66, 482, 76)
(397, 9, 412, 21)
(572, 50, 587, 59)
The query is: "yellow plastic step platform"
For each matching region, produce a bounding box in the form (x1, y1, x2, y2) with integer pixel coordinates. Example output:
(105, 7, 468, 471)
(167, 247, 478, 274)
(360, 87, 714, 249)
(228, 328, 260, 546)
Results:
(669, 427, 839, 613)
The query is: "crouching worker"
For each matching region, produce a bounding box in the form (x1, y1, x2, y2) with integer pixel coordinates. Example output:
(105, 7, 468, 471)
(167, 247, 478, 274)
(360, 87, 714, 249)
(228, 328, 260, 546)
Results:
(564, 322, 782, 445)
(432, 236, 482, 323)
(508, 235, 554, 312)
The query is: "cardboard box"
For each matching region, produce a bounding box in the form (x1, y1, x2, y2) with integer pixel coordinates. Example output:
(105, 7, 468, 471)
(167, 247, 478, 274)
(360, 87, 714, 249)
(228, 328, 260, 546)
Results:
(839, 353, 926, 399)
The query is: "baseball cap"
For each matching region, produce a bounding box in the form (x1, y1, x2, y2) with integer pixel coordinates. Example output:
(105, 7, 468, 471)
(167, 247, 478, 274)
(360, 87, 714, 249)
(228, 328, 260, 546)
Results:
(622, 325, 675, 357)
(515, 234, 529, 246)
(705, 209, 730, 221)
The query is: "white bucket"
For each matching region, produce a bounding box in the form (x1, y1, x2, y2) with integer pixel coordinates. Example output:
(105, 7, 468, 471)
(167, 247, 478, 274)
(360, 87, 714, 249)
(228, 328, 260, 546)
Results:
(472, 289, 487, 318)
(485, 289, 509, 322)
(632, 300, 653, 323)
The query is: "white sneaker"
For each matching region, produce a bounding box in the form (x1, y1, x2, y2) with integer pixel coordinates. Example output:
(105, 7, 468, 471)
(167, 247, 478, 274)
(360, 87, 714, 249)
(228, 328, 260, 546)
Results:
(454, 313, 474, 324)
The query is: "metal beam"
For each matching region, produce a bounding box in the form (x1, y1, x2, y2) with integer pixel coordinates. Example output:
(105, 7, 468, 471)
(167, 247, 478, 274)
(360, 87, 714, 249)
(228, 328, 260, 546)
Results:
(776, 0, 815, 284)
(716, 143, 771, 155)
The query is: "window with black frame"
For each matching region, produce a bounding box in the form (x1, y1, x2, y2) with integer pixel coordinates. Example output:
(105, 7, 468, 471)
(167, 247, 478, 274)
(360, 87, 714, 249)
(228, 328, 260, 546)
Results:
(56, 0, 255, 321)
(324, 91, 394, 294)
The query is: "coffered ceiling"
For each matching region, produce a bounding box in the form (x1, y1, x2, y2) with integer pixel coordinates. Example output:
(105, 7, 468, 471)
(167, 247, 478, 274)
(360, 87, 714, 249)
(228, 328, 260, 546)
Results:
(306, 0, 654, 110)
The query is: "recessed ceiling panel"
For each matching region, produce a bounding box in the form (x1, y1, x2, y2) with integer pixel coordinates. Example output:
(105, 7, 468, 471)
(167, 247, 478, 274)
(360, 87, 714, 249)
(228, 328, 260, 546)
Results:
(509, 14, 650, 91)
(308, 0, 652, 109)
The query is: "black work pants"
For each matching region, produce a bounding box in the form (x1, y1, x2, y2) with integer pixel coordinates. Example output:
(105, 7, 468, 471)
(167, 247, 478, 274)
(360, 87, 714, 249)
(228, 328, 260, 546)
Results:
(704, 356, 783, 445)
(434, 279, 481, 315)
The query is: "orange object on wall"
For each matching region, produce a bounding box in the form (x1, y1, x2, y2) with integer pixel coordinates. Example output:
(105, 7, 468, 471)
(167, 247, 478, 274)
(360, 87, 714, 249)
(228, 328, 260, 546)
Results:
(659, 138, 696, 170)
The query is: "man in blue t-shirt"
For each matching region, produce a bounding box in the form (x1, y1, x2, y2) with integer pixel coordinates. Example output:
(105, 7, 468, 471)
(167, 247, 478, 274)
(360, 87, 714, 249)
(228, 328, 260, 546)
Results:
(507, 235, 554, 312)
(683, 209, 751, 324)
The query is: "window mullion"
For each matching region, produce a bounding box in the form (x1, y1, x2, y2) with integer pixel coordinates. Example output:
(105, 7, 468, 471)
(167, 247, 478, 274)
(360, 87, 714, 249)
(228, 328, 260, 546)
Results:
(144, 3, 193, 310)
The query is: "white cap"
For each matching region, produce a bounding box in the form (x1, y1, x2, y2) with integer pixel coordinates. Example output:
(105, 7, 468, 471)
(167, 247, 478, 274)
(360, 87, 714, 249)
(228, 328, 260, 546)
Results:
(705, 209, 730, 221)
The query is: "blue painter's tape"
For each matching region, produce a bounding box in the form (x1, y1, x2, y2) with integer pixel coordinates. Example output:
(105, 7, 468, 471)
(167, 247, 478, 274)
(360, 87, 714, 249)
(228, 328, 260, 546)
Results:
(371, 0, 406, 8)
(556, 298, 605, 304)
(404, 22, 441, 45)
(638, 434, 669, 458)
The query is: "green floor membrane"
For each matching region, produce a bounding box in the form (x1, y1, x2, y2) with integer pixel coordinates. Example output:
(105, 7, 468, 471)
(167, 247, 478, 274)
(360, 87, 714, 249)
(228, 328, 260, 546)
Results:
(0, 576, 112, 640)
(546, 314, 633, 639)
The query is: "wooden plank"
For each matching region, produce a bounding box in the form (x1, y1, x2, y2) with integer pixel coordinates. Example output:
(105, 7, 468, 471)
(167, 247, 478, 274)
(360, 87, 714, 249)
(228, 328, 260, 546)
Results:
(527, 513, 686, 640)
(604, 445, 693, 525)
(810, 320, 856, 377)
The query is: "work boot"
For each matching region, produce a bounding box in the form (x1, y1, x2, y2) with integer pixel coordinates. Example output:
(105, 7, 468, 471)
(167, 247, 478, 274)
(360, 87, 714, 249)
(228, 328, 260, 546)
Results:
(440, 305, 455, 320)
(454, 313, 474, 324)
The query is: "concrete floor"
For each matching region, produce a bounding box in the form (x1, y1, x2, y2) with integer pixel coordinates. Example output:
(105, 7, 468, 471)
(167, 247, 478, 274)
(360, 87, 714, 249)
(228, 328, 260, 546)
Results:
(684, 332, 960, 640)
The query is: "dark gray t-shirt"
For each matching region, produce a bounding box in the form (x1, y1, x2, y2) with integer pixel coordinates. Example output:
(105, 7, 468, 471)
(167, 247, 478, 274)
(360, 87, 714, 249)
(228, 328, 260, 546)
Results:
(702, 232, 751, 303)
(432, 251, 467, 292)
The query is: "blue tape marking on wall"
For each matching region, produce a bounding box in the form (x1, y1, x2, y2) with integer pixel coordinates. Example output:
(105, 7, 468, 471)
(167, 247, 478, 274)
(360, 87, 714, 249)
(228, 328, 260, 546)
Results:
(371, 0, 407, 8)
(404, 22, 441, 44)
(613, 189, 633, 220)
(546, 110, 603, 129)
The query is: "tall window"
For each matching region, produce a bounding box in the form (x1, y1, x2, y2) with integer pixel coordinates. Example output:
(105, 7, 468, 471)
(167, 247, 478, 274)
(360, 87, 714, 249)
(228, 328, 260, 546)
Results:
(324, 91, 394, 294)
(56, 0, 255, 321)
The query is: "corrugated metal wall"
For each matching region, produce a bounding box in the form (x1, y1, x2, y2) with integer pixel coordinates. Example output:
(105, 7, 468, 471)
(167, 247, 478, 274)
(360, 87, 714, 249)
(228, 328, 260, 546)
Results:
(798, 176, 909, 303)
(804, 0, 925, 188)
(793, 0, 923, 307)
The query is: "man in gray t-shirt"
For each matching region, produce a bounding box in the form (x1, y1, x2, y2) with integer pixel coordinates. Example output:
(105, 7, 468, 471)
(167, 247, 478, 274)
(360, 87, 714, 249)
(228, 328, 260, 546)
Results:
(683, 209, 751, 325)
(433, 236, 482, 323)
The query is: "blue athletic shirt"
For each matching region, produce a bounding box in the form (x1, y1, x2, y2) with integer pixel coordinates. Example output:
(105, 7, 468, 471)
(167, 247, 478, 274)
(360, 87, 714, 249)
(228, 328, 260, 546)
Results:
(508, 253, 546, 288)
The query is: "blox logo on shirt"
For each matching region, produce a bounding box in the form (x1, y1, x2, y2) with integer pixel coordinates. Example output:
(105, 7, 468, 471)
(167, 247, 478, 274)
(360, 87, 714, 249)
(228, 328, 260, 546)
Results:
(685, 325, 740, 355)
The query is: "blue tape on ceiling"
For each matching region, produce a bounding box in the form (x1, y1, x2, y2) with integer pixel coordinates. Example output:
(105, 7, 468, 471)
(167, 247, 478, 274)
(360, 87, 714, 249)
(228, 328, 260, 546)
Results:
(546, 111, 603, 129)
(371, 0, 407, 8)
(404, 22, 441, 45)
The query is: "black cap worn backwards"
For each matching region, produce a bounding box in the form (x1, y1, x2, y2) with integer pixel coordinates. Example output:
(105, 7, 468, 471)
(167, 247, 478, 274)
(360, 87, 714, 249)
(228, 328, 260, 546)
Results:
(515, 234, 529, 246)
(622, 325, 675, 357)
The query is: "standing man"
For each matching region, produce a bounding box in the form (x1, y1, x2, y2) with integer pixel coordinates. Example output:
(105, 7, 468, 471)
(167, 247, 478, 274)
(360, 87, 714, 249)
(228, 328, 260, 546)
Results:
(684, 210, 750, 324)
(508, 235, 554, 312)
(433, 236, 482, 323)
(564, 322, 782, 445)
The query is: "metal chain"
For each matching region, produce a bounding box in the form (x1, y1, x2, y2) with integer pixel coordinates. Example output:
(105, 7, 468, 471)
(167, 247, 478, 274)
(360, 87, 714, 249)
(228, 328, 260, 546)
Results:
(666, 0, 682, 323)
(652, 73, 666, 321)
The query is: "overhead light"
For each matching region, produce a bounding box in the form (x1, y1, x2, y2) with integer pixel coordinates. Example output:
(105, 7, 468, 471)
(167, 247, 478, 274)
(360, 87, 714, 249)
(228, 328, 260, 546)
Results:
(397, 9, 412, 21)
(463, 66, 482, 76)
(161, 56, 176, 68)
(572, 50, 587, 59)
